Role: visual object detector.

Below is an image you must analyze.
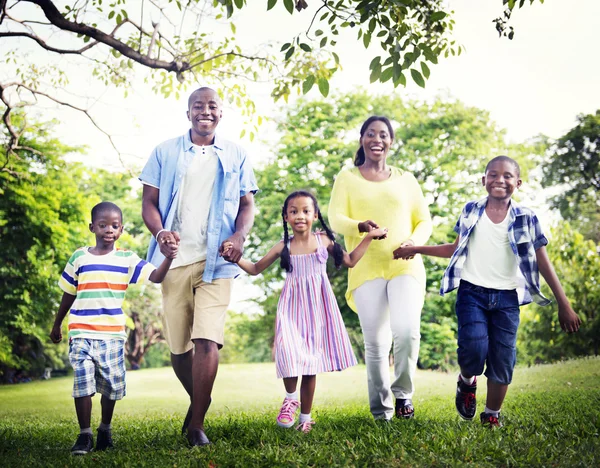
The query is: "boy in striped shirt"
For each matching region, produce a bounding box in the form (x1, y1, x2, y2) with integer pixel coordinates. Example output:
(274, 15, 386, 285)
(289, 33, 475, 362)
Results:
(50, 202, 177, 455)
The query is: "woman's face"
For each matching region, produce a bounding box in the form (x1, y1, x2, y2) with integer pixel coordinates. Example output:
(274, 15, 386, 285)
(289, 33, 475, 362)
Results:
(360, 120, 393, 164)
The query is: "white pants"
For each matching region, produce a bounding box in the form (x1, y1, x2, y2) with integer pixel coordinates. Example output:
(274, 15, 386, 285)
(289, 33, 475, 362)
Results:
(353, 276, 424, 420)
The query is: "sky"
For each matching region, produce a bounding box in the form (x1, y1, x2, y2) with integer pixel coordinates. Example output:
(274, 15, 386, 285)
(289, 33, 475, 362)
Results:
(15, 0, 598, 174)
(4, 0, 600, 310)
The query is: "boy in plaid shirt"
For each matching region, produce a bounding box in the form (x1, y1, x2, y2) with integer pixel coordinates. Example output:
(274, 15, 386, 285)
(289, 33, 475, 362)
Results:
(50, 202, 177, 455)
(396, 156, 580, 427)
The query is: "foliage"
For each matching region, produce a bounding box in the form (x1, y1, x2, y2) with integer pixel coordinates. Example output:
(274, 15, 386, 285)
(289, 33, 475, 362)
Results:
(1, 358, 599, 466)
(220, 310, 274, 364)
(541, 110, 600, 242)
(518, 222, 600, 364)
(0, 0, 548, 164)
(247, 90, 539, 369)
(0, 117, 92, 379)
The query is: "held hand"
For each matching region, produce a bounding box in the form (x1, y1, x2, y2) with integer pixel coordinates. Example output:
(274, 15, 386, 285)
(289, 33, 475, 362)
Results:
(157, 230, 180, 258)
(558, 304, 581, 333)
(50, 325, 62, 344)
(393, 240, 417, 260)
(220, 233, 244, 263)
(367, 227, 388, 239)
(358, 220, 379, 233)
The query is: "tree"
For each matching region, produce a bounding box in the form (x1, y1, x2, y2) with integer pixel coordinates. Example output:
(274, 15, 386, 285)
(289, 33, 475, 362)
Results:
(0, 117, 92, 380)
(542, 111, 600, 242)
(1, 0, 542, 166)
(246, 90, 540, 369)
(518, 222, 600, 363)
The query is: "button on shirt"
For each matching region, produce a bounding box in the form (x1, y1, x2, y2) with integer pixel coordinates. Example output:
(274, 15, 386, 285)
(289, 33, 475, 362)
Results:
(139, 131, 259, 283)
(440, 197, 551, 306)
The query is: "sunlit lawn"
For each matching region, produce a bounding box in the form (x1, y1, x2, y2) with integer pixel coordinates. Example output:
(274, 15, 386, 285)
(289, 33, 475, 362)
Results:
(1, 358, 599, 467)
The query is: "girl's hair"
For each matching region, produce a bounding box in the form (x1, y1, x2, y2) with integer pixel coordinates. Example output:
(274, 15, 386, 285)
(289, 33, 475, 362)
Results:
(354, 115, 395, 166)
(280, 190, 344, 272)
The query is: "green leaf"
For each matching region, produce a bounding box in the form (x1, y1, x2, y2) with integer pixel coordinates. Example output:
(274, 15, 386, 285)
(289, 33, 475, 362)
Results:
(318, 77, 329, 97)
(380, 67, 393, 83)
(315, 29, 323, 37)
(267, 0, 277, 10)
(430, 11, 447, 22)
(240, 129, 246, 139)
(369, 65, 381, 83)
(108, 10, 115, 19)
(284, 46, 295, 60)
(363, 32, 371, 48)
(230, 23, 236, 34)
(234, 0, 243, 8)
(283, 0, 293, 14)
(369, 56, 381, 71)
(280, 42, 291, 52)
(320, 37, 327, 48)
(302, 75, 315, 94)
(420, 61, 430, 79)
(410, 68, 425, 88)
(299, 43, 312, 52)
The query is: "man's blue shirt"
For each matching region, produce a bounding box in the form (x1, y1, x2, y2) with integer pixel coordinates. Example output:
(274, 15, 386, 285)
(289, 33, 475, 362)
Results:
(440, 197, 551, 306)
(139, 131, 258, 282)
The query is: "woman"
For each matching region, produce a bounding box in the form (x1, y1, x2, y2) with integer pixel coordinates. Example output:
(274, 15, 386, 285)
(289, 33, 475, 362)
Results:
(328, 115, 432, 420)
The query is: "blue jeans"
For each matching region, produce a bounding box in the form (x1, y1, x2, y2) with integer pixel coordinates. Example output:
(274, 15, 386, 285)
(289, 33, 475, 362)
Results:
(455, 280, 520, 385)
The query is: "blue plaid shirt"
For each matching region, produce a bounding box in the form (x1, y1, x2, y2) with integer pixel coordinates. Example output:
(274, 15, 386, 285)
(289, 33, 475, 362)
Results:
(440, 197, 551, 306)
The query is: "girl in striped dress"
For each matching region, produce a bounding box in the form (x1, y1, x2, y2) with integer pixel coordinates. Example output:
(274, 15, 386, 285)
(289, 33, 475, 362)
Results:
(224, 191, 387, 433)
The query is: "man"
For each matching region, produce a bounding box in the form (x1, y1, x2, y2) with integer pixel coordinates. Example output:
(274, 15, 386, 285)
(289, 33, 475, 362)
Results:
(140, 87, 258, 446)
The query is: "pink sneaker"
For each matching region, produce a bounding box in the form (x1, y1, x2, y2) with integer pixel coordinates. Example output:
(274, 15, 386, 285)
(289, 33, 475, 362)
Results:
(276, 398, 300, 428)
(295, 420, 315, 433)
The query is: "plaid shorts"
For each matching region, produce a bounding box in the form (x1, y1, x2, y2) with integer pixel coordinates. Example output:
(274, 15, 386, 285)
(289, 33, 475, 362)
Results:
(69, 338, 126, 400)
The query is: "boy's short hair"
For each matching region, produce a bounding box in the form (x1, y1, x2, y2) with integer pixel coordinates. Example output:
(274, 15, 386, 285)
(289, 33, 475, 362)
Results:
(485, 155, 520, 177)
(91, 202, 123, 222)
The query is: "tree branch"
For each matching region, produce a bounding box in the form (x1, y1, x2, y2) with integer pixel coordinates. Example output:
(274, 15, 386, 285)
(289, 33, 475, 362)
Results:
(0, 31, 98, 54)
(23, 0, 189, 73)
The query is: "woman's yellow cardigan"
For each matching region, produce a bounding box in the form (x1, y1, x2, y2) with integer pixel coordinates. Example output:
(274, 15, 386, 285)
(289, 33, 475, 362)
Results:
(328, 166, 433, 311)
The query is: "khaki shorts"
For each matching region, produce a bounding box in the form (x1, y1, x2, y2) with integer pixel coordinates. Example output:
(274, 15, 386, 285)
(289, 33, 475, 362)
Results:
(161, 261, 232, 354)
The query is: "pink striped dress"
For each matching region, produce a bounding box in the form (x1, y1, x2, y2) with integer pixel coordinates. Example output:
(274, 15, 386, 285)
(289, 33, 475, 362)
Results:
(275, 233, 358, 378)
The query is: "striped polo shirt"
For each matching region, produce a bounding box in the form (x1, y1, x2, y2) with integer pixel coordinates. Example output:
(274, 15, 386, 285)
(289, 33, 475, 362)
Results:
(59, 247, 156, 341)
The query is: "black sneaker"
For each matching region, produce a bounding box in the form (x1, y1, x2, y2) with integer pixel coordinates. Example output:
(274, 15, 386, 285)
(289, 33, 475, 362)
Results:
(395, 398, 415, 419)
(71, 433, 93, 456)
(455, 375, 477, 420)
(480, 412, 503, 428)
(96, 428, 114, 451)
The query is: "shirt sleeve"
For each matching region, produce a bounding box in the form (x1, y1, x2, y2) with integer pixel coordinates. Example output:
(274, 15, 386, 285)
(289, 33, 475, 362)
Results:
(328, 170, 363, 237)
(407, 174, 433, 246)
(58, 250, 80, 295)
(529, 212, 549, 251)
(129, 252, 157, 285)
(139, 145, 162, 188)
(238, 149, 259, 197)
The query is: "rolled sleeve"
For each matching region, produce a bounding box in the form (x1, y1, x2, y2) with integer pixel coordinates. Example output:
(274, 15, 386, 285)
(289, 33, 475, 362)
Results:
(239, 150, 259, 197)
(530, 214, 549, 251)
(139, 147, 162, 188)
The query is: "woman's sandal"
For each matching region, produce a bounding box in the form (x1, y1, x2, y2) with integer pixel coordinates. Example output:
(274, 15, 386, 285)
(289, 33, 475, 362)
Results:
(395, 398, 415, 419)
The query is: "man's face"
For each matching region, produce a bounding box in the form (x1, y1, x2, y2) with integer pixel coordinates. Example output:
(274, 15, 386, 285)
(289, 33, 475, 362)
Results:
(187, 88, 222, 139)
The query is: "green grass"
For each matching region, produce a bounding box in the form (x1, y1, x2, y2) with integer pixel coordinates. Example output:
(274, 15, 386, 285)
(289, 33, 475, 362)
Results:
(1, 358, 599, 467)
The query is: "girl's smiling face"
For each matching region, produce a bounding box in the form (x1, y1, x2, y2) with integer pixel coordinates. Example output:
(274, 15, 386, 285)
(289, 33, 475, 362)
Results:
(284, 196, 318, 234)
(360, 120, 393, 164)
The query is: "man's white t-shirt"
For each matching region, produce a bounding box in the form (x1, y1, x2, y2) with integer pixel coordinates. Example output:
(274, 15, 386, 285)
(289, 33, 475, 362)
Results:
(461, 210, 519, 290)
(170, 144, 218, 269)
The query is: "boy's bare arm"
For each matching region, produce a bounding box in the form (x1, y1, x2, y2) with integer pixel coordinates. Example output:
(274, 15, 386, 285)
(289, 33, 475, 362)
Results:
(149, 256, 174, 283)
(536, 246, 581, 333)
(50, 292, 76, 343)
(394, 236, 459, 260)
